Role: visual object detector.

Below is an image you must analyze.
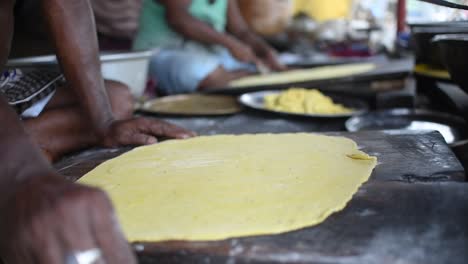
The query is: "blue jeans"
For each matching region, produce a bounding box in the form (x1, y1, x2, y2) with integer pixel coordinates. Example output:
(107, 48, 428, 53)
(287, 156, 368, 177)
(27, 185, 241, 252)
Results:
(149, 42, 255, 95)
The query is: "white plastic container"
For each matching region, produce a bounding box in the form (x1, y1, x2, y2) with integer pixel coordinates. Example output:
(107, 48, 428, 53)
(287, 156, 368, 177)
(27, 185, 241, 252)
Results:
(7, 50, 154, 97)
(100, 51, 153, 97)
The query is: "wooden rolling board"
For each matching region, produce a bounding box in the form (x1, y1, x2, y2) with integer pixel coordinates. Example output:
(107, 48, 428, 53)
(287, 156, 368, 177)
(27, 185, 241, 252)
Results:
(135, 182, 468, 264)
(56, 130, 465, 183)
(337, 130, 465, 182)
(162, 115, 465, 182)
(53, 120, 466, 263)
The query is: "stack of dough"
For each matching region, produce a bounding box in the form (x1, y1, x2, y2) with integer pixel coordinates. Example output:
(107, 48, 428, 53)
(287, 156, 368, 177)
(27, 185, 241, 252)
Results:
(265, 88, 352, 114)
(229, 63, 375, 88)
(79, 134, 377, 242)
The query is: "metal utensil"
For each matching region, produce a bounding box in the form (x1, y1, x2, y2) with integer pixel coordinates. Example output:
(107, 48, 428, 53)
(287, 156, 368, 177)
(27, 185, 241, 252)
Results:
(419, 0, 468, 10)
(345, 108, 468, 144)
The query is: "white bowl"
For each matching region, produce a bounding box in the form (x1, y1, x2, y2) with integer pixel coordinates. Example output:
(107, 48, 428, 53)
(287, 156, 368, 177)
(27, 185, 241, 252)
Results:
(7, 50, 154, 97)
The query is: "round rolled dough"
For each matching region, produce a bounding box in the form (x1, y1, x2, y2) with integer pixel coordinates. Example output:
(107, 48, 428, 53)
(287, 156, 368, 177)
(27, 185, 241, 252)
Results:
(229, 63, 376, 88)
(79, 134, 377, 242)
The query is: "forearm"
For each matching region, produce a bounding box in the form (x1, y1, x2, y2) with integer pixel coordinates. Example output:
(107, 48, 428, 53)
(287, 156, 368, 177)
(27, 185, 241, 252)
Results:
(225, 0, 269, 53)
(235, 30, 269, 52)
(0, 96, 52, 204)
(0, 0, 14, 69)
(168, 13, 239, 48)
(41, 0, 115, 136)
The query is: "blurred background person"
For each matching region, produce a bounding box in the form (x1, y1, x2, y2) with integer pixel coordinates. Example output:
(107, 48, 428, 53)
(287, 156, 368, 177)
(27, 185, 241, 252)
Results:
(133, 0, 286, 95)
(11, 0, 143, 55)
(90, 0, 143, 50)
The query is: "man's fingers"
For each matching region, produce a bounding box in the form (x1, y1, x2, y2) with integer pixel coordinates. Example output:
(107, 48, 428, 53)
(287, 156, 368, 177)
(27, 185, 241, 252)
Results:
(23, 211, 63, 264)
(2, 244, 36, 264)
(128, 133, 158, 146)
(90, 195, 137, 264)
(106, 117, 196, 147)
(33, 236, 66, 264)
(59, 195, 101, 264)
(264, 53, 286, 71)
(140, 118, 196, 139)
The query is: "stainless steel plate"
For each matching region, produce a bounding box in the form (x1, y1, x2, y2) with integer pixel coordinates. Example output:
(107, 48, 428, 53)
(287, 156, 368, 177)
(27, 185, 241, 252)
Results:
(239, 90, 368, 118)
(346, 108, 468, 144)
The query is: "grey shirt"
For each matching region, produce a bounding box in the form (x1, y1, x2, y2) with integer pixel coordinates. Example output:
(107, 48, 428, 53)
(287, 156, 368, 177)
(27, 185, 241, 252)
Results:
(90, 0, 143, 39)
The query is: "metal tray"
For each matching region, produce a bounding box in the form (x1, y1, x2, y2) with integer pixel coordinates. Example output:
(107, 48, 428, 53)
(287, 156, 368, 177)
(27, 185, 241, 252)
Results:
(207, 59, 412, 95)
(139, 94, 242, 116)
(239, 90, 368, 118)
(420, 0, 468, 10)
(345, 108, 468, 144)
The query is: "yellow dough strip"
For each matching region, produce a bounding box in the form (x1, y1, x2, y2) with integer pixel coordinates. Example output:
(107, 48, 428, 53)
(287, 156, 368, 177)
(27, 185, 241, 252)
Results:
(229, 63, 376, 88)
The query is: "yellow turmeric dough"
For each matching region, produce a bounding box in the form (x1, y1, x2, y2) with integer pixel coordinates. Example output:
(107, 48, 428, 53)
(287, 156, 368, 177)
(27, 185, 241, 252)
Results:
(79, 133, 377, 242)
(264, 88, 353, 114)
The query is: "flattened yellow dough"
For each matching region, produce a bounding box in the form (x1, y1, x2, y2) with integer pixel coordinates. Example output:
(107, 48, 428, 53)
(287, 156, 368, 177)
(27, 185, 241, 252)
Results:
(229, 63, 376, 88)
(79, 134, 377, 242)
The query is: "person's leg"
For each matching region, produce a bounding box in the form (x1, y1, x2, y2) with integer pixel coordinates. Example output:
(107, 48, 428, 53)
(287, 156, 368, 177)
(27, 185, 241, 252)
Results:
(23, 80, 133, 162)
(149, 44, 253, 95)
(149, 48, 221, 95)
(198, 47, 257, 90)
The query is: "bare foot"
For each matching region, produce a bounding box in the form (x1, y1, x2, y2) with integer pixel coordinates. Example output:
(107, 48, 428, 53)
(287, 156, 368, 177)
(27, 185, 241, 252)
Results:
(198, 66, 252, 90)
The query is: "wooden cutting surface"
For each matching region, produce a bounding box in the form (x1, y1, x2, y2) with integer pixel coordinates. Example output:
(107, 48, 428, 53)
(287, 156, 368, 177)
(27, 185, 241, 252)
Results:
(55, 111, 468, 264)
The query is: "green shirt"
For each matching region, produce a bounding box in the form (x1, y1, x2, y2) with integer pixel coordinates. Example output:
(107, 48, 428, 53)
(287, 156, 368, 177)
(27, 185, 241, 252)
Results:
(133, 0, 229, 50)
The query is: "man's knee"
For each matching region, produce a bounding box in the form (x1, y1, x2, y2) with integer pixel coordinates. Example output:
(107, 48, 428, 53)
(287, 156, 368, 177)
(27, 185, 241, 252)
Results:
(105, 80, 133, 120)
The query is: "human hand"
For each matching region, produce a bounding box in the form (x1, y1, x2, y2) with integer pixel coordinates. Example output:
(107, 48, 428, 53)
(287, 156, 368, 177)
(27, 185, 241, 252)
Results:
(256, 46, 287, 72)
(0, 174, 136, 264)
(226, 38, 260, 64)
(101, 117, 196, 148)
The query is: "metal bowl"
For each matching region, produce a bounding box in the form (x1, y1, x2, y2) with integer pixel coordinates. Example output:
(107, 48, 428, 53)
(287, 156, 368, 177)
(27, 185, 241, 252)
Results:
(6, 50, 153, 97)
(410, 25, 468, 68)
(345, 108, 468, 144)
(433, 34, 468, 96)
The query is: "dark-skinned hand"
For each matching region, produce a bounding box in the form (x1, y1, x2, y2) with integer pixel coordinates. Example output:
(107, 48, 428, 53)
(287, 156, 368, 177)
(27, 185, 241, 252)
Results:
(255, 45, 287, 72)
(101, 117, 197, 148)
(0, 174, 136, 264)
(226, 38, 260, 64)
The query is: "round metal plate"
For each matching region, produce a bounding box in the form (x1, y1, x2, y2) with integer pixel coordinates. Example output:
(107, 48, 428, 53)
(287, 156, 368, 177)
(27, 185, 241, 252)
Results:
(345, 108, 468, 144)
(239, 90, 368, 118)
(139, 94, 242, 116)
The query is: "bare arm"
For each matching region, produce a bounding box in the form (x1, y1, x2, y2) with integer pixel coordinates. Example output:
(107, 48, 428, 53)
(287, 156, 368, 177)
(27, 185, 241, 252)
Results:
(0, 0, 188, 262)
(0, 0, 52, 203)
(0, 96, 53, 204)
(40, 0, 114, 136)
(160, 0, 236, 47)
(41, 0, 194, 146)
(226, 0, 285, 70)
(0, 95, 136, 263)
(159, 0, 259, 63)
(0, 0, 14, 68)
(226, 0, 261, 48)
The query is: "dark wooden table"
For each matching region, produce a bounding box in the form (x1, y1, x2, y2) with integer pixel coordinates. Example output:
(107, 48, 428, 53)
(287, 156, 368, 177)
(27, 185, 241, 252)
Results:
(55, 110, 468, 264)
